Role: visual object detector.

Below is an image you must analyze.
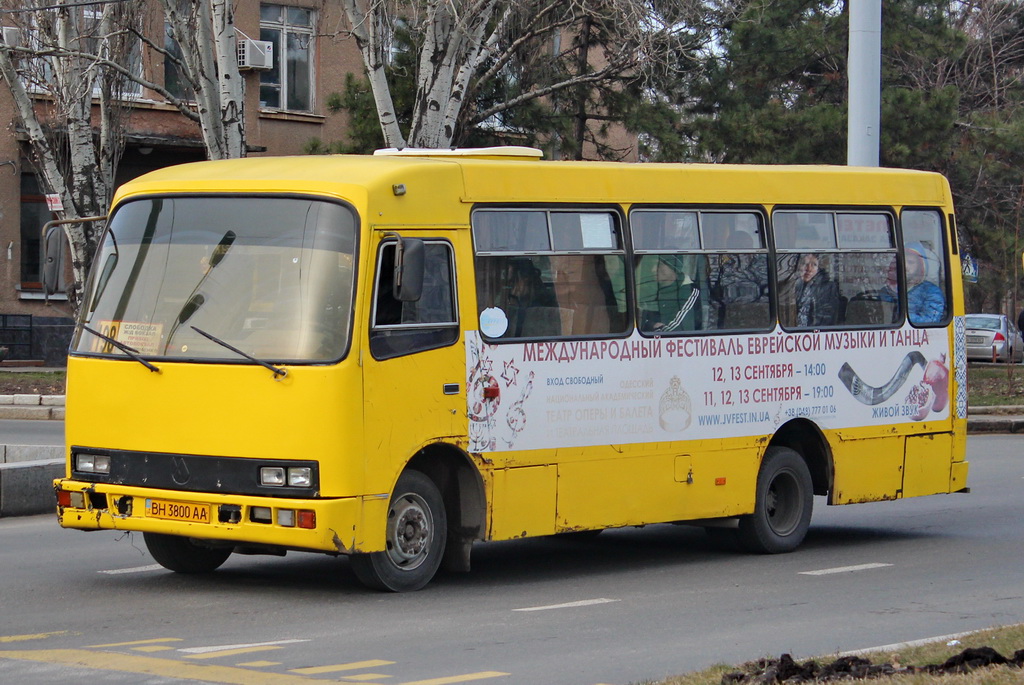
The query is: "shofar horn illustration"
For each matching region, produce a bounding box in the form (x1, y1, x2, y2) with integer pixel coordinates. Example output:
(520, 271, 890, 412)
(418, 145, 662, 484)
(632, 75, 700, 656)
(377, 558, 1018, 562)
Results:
(838, 351, 927, 406)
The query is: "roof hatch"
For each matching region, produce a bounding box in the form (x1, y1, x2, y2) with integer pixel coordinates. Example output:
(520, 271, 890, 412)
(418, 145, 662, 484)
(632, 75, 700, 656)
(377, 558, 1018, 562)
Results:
(373, 146, 544, 160)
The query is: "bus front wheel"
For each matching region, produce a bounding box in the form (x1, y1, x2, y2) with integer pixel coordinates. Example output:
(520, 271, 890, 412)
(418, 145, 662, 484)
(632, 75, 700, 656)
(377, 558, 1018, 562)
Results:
(350, 469, 447, 592)
(143, 532, 232, 573)
(736, 447, 813, 554)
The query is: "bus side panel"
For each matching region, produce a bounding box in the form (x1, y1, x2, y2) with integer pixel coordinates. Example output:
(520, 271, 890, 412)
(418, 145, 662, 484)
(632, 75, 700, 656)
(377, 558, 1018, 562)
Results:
(488, 465, 557, 539)
(830, 435, 904, 504)
(902, 432, 954, 497)
(554, 447, 757, 530)
(556, 455, 675, 530)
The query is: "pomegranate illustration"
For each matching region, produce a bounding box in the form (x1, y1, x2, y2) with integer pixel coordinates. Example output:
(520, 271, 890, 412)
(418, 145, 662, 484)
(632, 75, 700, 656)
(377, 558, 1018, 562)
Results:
(921, 355, 950, 412)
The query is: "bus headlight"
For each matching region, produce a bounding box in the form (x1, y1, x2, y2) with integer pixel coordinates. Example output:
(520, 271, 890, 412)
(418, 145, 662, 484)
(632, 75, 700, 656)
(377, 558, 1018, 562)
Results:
(259, 466, 313, 487)
(260, 467, 286, 486)
(287, 467, 312, 487)
(75, 453, 111, 474)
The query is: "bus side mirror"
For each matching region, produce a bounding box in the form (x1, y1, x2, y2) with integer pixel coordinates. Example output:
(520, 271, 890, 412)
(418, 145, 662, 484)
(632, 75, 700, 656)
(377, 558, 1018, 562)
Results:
(42, 223, 66, 295)
(393, 237, 425, 302)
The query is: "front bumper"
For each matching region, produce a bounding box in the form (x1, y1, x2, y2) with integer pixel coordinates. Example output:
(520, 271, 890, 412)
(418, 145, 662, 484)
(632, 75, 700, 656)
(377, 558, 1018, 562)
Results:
(54, 479, 380, 555)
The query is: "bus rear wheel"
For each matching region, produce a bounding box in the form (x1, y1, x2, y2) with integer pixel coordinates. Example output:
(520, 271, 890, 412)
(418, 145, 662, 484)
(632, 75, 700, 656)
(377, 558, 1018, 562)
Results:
(143, 532, 232, 573)
(736, 447, 813, 554)
(350, 469, 447, 592)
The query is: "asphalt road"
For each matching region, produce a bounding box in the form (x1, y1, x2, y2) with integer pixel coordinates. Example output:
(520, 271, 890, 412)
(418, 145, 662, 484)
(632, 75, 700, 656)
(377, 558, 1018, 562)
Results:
(1, 435, 1021, 685)
(0, 419, 63, 446)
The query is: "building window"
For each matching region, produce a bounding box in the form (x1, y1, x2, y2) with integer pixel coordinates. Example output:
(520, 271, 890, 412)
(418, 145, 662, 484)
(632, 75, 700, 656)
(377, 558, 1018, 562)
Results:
(21, 9, 143, 98)
(259, 4, 314, 112)
(163, 23, 194, 101)
(20, 174, 52, 289)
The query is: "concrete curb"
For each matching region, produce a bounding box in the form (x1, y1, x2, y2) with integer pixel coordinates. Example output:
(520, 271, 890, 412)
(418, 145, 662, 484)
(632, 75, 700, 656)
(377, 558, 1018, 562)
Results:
(0, 445, 64, 517)
(0, 394, 66, 420)
(0, 458, 63, 517)
(965, 417, 1024, 433)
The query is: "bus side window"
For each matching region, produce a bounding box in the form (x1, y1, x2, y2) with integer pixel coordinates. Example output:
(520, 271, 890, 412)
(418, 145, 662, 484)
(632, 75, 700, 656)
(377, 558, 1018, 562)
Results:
(370, 240, 459, 360)
(632, 208, 770, 334)
(775, 210, 901, 330)
(473, 209, 627, 340)
(900, 210, 950, 326)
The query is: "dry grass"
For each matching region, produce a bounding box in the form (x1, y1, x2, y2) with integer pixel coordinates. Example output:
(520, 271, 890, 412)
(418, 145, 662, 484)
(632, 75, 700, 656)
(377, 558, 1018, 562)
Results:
(0, 370, 66, 395)
(968, 366, 1024, 407)
(651, 625, 1024, 684)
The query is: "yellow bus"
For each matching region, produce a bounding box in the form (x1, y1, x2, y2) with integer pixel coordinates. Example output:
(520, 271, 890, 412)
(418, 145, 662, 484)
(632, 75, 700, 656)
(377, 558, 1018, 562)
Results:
(55, 148, 969, 591)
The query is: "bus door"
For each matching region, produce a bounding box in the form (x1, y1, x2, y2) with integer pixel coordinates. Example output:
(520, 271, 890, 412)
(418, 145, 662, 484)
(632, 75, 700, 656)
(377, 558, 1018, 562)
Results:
(363, 232, 464, 483)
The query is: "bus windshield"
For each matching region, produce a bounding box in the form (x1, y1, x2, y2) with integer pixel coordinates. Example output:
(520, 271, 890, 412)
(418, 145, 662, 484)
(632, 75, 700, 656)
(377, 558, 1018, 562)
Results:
(74, 196, 358, 363)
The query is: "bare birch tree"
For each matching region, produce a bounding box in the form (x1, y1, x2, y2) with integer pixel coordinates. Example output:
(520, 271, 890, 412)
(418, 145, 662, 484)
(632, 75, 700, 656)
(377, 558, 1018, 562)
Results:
(0, 0, 246, 312)
(340, 0, 713, 149)
(160, 0, 246, 159)
(0, 0, 143, 309)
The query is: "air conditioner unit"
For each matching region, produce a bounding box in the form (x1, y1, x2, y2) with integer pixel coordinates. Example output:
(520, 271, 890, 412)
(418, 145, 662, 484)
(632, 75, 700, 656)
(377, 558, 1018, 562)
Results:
(237, 39, 273, 70)
(2, 26, 22, 47)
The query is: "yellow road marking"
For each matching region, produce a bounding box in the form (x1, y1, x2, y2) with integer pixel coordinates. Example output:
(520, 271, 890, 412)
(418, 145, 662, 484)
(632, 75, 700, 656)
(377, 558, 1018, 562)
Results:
(0, 649, 322, 684)
(131, 645, 176, 653)
(340, 675, 391, 682)
(87, 638, 184, 648)
(291, 659, 395, 674)
(185, 645, 284, 659)
(239, 661, 282, 667)
(399, 673, 509, 685)
(0, 632, 68, 643)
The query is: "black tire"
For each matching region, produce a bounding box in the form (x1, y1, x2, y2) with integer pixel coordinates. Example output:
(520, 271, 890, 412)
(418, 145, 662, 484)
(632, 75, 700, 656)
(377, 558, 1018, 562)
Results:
(350, 470, 447, 592)
(736, 447, 813, 554)
(143, 532, 232, 573)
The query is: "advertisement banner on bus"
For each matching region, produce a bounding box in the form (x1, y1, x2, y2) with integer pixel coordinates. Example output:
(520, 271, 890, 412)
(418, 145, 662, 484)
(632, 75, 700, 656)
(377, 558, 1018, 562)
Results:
(467, 326, 951, 452)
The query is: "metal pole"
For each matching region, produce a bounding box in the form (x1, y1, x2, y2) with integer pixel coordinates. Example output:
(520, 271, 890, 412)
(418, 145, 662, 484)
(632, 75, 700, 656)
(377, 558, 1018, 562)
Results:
(847, 0, 882, 167)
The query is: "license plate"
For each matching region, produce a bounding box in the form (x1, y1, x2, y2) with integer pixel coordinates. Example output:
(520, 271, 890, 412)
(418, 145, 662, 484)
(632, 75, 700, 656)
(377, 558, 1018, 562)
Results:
(145, 498, 211, 523)
(967, 336, 985, 344)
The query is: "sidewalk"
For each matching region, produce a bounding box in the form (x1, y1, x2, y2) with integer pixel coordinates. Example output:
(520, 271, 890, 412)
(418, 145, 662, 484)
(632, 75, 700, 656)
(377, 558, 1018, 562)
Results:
(962, 406, 1024, 433)
(2, 396, 1021, 518)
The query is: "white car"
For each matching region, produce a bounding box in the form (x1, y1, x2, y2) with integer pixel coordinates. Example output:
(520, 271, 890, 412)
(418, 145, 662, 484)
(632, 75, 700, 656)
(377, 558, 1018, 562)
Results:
(965, 314, 1024, 363)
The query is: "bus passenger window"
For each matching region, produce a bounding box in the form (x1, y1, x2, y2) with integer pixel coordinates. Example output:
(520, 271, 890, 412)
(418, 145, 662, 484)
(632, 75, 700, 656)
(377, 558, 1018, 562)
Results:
(473, 209, 627, 340)
(632, 208, 769, 334)
(775, 209, 904, 329)
(899, 210, 949, 326)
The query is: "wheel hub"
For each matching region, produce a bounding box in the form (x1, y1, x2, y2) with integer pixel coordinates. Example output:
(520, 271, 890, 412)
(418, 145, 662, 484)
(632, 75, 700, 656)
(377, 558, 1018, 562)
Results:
(386, 494, 432, 569)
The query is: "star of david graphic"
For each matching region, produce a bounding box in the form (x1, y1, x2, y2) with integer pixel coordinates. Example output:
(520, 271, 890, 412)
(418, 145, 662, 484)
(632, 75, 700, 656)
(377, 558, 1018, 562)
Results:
(500, 360, 520, 387)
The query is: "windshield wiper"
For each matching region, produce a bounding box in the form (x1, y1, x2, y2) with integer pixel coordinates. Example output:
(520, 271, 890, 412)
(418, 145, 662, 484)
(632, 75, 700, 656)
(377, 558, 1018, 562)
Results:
(81, 324, 160, 373)
(190, 326, 287, 379)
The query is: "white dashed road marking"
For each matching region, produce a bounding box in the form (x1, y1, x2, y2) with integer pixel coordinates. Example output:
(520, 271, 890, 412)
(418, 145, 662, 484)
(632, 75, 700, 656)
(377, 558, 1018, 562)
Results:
(513, 598, 620, 612)
(799, 563, 892, 576)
